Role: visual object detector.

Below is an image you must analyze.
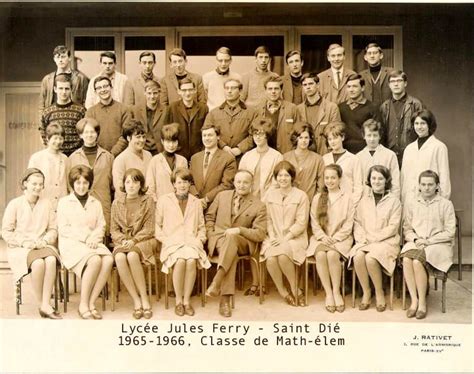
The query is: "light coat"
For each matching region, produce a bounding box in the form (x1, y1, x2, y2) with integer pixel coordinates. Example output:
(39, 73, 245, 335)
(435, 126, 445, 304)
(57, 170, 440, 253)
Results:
(317, 68, 356, 104)
(401, 195, 456, 272)
(155, 193, 210, 273)
(159, 71, 206, 106)
(112, 148, 152, 199)
(2, 196, 58, 281)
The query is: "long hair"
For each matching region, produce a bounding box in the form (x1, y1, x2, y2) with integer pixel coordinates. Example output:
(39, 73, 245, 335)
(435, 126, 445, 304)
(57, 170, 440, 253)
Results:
(316, 164, 343, 233)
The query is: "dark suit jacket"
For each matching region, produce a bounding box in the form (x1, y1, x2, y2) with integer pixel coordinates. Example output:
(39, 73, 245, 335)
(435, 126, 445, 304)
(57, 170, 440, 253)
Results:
(359, 66, 393, 106)
(131, 103, 169, 153)
(317, 68, 356, 104)
(189, 149, 237, 203)
(168, 100, 209, 160)
(205, 190, 267, 257)
(159, 71, 206, 106)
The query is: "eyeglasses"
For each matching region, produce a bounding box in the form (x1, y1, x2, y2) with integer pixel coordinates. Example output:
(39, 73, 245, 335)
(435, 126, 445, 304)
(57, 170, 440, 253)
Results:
(389, 79, 405, 84)
(95, 84, 110, 90)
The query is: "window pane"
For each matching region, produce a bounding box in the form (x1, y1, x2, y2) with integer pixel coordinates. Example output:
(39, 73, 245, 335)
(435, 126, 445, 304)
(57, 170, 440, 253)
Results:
(124, 36, 167, 78)
(182, 35, 285, 76)
(301, 35, 342, 74)
(74, 36, 115, 79)
(352, 35, 394, 72)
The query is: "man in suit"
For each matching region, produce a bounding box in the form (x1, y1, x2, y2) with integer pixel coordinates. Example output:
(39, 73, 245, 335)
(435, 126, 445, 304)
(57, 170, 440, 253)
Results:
(317, 44, 356, 104)
(189, 123, 237, 210)
(296, 72, 341, 155)
(205, 170, 267, 317)
(358, 43, 393, 107)
(252, 76, 298, 154)
(282, 50, 304, 105)
(159, 48, 206, 106)
(204, 78, 256, 159)
(131, 80, 169, 155)
(168, 77, 209, 160)
(124, 51, 160, 108)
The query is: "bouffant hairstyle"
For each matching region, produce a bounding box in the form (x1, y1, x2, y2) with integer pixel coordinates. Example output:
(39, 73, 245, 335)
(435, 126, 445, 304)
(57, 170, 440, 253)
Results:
(323, 121, 346, 140)
(290, 122, 314, 148)
(171, 167, 193, 184)
(45, 123, 65, 140)
(160, 123, 180, 142)
(249, 118, 274, 138)
(68, 164, 94, 190)
(411, 109, 438, 136)
(366, 165, 392, 193)
(122, 119, 146, 140)
(273, 160, 296, 182)
(76, 117, 100, 136)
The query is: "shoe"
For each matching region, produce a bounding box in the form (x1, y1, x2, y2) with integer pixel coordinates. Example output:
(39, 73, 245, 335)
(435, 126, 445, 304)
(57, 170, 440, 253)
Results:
(415, 309, 427, 319)
(244, 285, 258, 296)
(175, 303, 185, 317)
(206, 281, 220, 298)
(219, 301, 232, 317)
(325, 305, 336, 313)
(376, 304, 386, 312)
(297, 294, 306, 307)
(254, 285, 267, 297)
(39, 308, 63, 319)
(184, 304, 195, 316)
(284, 293, 297, 307)
(406, 308, 417, 318)
(77, 309, 93, 320)
(132, 308, 143, 319)
(90, 308, 103, 320)
(359, 302, 371, 311)
(336, 304, 345, 313)
(143, 308, 153, 319)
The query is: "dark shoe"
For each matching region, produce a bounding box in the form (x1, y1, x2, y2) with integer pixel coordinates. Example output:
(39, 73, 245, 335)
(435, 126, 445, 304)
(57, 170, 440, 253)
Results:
(359, 302, 371, 311)
(143, 308, 153, 319)
(77, 309, 93, 320)
(39, 308, 62, 319)
(219, 301, 232, 317)
(255, 285, 267, 297)
(132, 308, 144, 319)
(206, 281, 220, 298)
(325, 305, 336, 313)
(284, 293, 297, 307)
(406, 308, 417, 318)
(90, 308, 103, 320)
(415, 309, 427, 319)
(174, 303, 185, 317)
(376, 304, 386, 312)
(184, 304, 195, 316)
(336, 304, 345, 313)
(244, 285, 258, 296)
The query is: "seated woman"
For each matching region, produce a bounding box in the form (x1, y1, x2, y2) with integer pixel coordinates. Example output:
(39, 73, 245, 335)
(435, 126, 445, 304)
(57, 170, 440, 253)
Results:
(261, 161, 309, 307)
(110, 168, 157, 319)
(307, 164, 354, 313)
(283, 122, 324, 202)
(146, 123, 189, 202)
(155, 168, 210, 316)
(349, 165, 401, 312)
(57, 165, 113, 319)
(401, 109, 451, 204)
(2, 168, 61, 319)
(401, 170, 455, 319)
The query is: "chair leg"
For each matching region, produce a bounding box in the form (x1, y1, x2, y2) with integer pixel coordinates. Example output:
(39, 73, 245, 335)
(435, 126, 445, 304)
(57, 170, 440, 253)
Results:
(73, 273, 77, 293)
(341, 261, 346, 300)
(200, 269, 205, 307)
(15, 280, 21, 315)
(442, 279, 446, 313)
(164, 272, 169, 309)
(111, 269, 116, 312)
(352, 269, 356, 308)
(311, 263, 317, 295)
(62, 268, 68, 313)
(456, 214, 462, 280)
(203, 268, 208, 305)
(54, 266, 59, 311)
(402, 274, 406, 310)
(154, 263, 160, 301)
(434, 277, 438, 291)
(304, 260, 309, 307)
(390, 274, 394, 311)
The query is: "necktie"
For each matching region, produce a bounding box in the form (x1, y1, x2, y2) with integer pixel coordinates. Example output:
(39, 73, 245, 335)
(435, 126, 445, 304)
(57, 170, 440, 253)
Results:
(336, 71, 341, 89)
(203, 151, 210, 177)
(233, 195, 241, 216)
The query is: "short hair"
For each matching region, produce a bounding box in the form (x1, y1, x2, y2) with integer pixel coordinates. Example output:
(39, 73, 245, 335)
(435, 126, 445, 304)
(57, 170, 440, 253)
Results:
(53, 45, 70, 57)
(76, 117, 100, 136)
(411, 109, 438, 136)
(93, 75, 112, 90)
(366, 165, 392, 193)
(169, 48, 187, 61)
(249, 118, 274, 138)
(290, 122, 314, 148)
(54, 73, 71, 87)
(171, 167, 193, 184)
(21, 168, 45, 190)
(327, 43, 344, 56)
(285, 50, 303, 63)
(100, 51, 116, 63)
(264, 75, 283, 89)
(235, 169, 254, 181)
(139, 51, 156, 63)
(216, 46, 232, 57)
(144, 80, 161, 91)
(418, 169, 440, 185)
(68, 164, 94, 190)
(178, 77, 195, 89)
(201, 123, 221, 136)
(122, 119, 146, 139)
(301, 72, 319, 84)
(273, 160, 296, 181)
(388, 70, 408, 82)
(365, 43, 383, 54)
(45, 123, 65, 140)
(254, 45, 271, 58)
(362, 118, 383, 138)
(161, 123, 180, 141)
(324, 122, 346, 139)
(324, 163, 343, 178)
(223, 78, 242, 90)
(347, 73, 365, 88)
(121, 168, 148, 195)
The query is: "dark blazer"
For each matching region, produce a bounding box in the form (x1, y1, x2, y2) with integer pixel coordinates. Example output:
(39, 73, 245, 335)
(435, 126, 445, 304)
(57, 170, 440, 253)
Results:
(189, 149, 237, 203)
(317, 68, 356, 104)
(131, 103, 169, 153)
(205, 190, 267, 257)
(359, 66, 393, 106)
(168, 100, 209, 160)
(159, 71, 206, 106)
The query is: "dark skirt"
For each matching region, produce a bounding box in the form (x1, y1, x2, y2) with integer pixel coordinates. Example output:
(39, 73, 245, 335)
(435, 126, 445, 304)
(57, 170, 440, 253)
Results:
(26, 246, 60, 269)
(400, 249, 446, 278)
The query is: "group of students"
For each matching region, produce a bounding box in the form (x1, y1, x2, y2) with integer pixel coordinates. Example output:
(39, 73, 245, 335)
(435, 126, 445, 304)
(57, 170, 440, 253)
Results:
(1, 41, 455, 321)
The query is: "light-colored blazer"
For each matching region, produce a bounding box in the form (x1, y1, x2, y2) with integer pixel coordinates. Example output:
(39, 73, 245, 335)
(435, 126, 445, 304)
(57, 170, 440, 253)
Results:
(123, 74, 159, 108)
(159, 71, 206, 106)
(317, 68, 356, 104)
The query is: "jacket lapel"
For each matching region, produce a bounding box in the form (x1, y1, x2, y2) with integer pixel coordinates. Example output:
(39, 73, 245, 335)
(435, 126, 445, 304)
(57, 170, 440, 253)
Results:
(233, 195, 253, 222)
(203, 150, 220, 187)
(151, 105, 165, 131)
